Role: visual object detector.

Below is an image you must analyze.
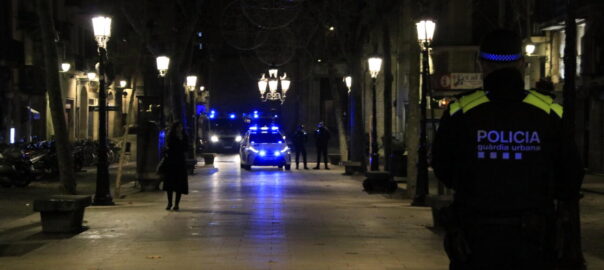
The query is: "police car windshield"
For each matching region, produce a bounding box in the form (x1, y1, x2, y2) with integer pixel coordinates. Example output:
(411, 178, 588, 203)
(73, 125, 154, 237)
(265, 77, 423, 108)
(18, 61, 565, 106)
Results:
(250, 133, 283, 143)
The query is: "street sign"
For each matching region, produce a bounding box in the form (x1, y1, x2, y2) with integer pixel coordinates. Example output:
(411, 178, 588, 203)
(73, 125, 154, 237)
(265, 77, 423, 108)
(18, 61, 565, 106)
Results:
(434, 73, 483, 90)
(450, 73, 482, 89)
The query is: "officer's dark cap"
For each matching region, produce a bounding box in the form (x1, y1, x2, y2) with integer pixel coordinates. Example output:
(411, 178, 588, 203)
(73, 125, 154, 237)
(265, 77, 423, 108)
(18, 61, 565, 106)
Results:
(479, 29, 523, 62)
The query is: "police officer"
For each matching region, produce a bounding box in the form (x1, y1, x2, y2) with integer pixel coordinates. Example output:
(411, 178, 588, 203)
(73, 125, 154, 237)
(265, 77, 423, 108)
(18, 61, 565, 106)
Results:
(292, 124, 309, 170)
(313, 122, 331, 170)
(432, 29, 584, 269)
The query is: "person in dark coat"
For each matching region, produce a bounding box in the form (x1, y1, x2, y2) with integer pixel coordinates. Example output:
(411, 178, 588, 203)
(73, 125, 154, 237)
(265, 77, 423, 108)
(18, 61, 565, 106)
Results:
(313, 122, 331, 170)
(162, 121, 189, 211)
(292, 124, 309, 169)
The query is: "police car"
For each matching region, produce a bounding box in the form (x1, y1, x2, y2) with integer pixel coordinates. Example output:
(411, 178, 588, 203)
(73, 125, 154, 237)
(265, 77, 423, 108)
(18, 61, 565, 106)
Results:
(239, 125, 291, 170)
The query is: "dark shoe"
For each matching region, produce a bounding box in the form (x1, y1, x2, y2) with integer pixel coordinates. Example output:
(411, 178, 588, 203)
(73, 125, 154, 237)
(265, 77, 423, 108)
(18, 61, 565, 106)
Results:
(166, 204, 172, 210)
(325, 167, 330, 170)
(173, 206, 179, 211)
(304, 167, 309, 170)
(313, 167, 320, 170)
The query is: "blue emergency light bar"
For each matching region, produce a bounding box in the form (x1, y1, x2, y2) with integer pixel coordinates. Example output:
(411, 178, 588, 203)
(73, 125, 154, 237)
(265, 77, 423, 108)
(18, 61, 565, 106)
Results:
(229, 113, 236, 119)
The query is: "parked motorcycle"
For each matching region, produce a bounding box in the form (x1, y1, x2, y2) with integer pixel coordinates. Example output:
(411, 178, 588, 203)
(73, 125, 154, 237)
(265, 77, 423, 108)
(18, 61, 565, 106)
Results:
(0, 146, 36, 188)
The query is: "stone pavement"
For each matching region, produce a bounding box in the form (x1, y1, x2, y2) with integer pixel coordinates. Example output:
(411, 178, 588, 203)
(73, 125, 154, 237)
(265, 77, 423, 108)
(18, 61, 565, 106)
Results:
(0, 155, 603, 270)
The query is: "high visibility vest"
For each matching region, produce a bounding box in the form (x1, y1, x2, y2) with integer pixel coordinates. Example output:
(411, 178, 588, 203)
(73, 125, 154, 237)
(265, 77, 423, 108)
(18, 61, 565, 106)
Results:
(449, 90, 563, 118)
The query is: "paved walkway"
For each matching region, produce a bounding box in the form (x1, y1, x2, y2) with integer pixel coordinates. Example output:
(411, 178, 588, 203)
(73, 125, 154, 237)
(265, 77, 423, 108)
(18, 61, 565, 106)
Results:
(0, 155, 447, 270)
(1, 155, 603, 269)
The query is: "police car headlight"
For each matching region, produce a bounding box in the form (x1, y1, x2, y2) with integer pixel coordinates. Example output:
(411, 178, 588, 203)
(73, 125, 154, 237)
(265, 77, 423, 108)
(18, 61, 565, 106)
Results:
(274, 151, 281, 156)
(259, 150, 266, 157)
(235, 135, 242, 142)
(210, 135, 219, 143)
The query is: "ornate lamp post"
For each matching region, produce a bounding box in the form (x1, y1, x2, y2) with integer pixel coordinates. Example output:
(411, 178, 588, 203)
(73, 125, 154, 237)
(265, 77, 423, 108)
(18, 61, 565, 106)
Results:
(413, 19, 436, 206)
(257, 68, 291, 103)
(156, 56, 170, 128)
(186, 75, 198, 164)
(367, 56, 382, 171)
(91, 15, 113, 205)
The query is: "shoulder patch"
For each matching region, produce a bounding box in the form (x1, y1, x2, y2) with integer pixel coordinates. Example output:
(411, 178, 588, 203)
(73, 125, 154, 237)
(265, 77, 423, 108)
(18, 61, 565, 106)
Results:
(523, 90, 564, 117)
(449, 90, 490, 115)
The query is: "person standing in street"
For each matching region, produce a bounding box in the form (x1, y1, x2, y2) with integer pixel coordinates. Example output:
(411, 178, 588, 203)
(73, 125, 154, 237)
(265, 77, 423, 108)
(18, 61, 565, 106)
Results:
(313, 122, 330, 170)
(432, 29, 584, 269)
(292, 124, 309, 170)
(161, 121, 189, 211)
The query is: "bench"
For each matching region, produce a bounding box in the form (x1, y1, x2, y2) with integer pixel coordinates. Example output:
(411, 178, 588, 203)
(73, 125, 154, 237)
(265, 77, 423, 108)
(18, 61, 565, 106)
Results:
(363, 171, 397, 193)
(186, 158, 198, 175)
(328, 154, 341, 165)
(201, 153, 216, 166)
(342, 161, 363, 175)
(33, 195, 92, 233)
(427, 195, 454, 229)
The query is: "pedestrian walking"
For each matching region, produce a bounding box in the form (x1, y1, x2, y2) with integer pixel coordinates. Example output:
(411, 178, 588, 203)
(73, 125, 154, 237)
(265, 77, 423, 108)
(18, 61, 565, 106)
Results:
(313, 122, 330, 170)
(159, 121, 189, 211)
(292, 124, 309, 169)
(432, 29, 584, 270)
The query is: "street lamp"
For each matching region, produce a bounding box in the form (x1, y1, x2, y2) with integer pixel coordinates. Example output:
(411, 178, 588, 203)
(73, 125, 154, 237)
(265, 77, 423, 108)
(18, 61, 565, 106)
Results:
(343, 76, 352, 94)
(186, 75, 198, 170)
(87, 72, 97, 81)
(119, 80, 128, 88)
(91, 15, 113, 205)
(61, 63, 71, 72)
(525, 44, 536, 56)
(156, 56, 170, 128)
(367, 56, 382, 171)
(257, 68, 291, 103)
(413, 19, 436, 206)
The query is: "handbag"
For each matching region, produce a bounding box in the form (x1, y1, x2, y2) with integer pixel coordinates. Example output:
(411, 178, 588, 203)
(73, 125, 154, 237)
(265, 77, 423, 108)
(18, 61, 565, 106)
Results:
(156, 155, 168, 175)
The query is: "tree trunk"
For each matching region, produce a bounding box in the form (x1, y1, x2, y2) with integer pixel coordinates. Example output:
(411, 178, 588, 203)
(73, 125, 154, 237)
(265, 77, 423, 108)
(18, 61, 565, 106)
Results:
(328, 63, 349, 160)
(404, 0, 421, 199)
(558, 0, 586, 268)
(382, 22, 394, 171)
(349, 52, 367, 169)
(36, 0, 76, 194)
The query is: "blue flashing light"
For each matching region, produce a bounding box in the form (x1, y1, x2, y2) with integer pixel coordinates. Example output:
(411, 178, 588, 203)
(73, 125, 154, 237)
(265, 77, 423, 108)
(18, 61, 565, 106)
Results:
(229, 113, 236, 119)
(274, 115, 278, 118)
(254, 115, 259, 119)
(259, 150, 266, 157)
(249, 126, 258, 131)
(479, 52, 522, 62)
(253, 110, 258, 114)
(271, 126, 279, 131)
(274, 151, 281, 156)
(196, 105, 206, 115)
(278, 141, 283, 144)
(158, 130, 166, 155)
(209, 114, 216, 119)
(260, 126, 269, 131)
